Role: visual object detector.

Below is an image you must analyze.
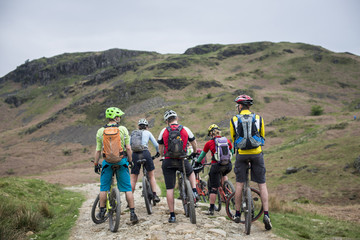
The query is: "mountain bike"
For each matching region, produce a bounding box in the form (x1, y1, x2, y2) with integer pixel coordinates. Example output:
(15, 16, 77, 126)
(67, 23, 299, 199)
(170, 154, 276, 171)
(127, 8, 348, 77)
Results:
(225, 161, 264, 235)
(204, 163, 235, 213)
(176, 155, 196, 224)
(190, 157, 208, 202)
(91, 164, 121, 232)
(138, 156, 157, 215)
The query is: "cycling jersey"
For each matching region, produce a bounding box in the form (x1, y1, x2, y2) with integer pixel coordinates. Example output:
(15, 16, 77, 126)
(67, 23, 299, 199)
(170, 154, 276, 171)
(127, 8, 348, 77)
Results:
(200, 136, 233, 164)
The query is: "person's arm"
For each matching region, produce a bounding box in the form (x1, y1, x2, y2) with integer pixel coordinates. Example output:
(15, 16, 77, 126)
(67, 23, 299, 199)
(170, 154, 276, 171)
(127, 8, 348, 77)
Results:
(190, 139, 197, 153)
(126, 144, 132, 162)
(159, 144, 164, 158)
(149, 132, 160, 152)
(196, 151, 207, 163)
(94, 150, 101, 165)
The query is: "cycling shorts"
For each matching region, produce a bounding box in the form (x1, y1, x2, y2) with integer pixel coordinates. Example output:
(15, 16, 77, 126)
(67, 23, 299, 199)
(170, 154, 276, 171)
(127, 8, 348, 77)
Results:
(131, 150, 155, 175)
(234, 153, 266, 184)
(208, 162, 233, 189)
(100, 158, 132, 192)
(161, 158, 193, 189)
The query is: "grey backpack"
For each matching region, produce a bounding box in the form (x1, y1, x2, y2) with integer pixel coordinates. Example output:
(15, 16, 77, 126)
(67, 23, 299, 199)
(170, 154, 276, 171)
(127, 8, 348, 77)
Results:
(130, 130, 145, 152)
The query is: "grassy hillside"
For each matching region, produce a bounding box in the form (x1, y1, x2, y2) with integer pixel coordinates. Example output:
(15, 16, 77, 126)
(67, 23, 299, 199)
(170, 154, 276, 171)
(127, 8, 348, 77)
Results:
(0, 41, 359, 233)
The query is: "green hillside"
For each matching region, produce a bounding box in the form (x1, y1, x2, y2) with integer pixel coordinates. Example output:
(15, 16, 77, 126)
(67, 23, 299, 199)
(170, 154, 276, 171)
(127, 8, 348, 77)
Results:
(0, 41, 359, 238)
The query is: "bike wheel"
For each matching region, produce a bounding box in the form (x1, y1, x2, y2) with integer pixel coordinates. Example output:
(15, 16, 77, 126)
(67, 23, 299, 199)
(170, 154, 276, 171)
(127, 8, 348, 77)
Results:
(177, 172, 188, 216)
(143, 177, 152, 214)
(185, 179, 196, 224)
(225, 187, 263, 222)
(223, 180, 235, 197)
(244, 187, 252, 235)
(91, 194, 107, 224)
(108, 188, 121, 232)
(199, 180, 208, 202)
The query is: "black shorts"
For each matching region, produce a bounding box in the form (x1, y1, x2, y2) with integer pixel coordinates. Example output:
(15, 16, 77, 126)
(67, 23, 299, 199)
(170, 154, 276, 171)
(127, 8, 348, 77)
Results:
(131, 150, 155, 175)
(162, 158, 193, 189)
(208, 162, 233, 189)
(234, 153, 266, 184)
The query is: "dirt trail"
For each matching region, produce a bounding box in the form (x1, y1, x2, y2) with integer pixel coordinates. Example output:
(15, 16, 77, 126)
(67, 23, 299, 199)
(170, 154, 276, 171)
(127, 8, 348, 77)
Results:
(67, 183, 282, 240)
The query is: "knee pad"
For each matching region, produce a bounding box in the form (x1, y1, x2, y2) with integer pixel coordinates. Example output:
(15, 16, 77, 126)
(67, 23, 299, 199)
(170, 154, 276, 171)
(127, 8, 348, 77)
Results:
(210, 188, 218, 194)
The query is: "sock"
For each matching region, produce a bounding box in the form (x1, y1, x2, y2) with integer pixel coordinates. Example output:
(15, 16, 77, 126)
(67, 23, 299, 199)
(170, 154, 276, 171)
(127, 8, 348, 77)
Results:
(192, 188, 197, 193)
(264, 211, 269, 216)
(235, 210, 241, 217)
(100, 207, 105, 212)
(210, 204, 215, 210)
(153, 192, 157, 196)
(170, 212, 175, 218)
(130, 208, 135, 213)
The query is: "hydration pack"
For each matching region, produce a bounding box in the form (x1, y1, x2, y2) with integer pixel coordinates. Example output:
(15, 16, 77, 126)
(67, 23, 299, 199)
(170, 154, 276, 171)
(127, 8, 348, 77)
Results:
(130, 130, 145, 152)
(234, 114, 264, 150)
(102, 124, 124, 163)
(165, 125, 186, 158)
(214, 137, 232, 165)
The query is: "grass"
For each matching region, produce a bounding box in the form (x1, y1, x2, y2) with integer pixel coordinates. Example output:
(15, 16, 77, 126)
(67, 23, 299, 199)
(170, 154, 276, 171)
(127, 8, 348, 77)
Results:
(0, 177, 84, 240)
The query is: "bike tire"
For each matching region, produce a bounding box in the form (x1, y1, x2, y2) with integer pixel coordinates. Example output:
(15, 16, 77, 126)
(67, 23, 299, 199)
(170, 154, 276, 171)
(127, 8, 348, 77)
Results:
(244, 187, 252, 235)
(143, 177, 152, 214)
(91, 194, 107, 224)
(185, 179, 196, 224)
(108, 188, 121, 232)
(225, 187, 263, 222)
(177, 172, 188, 217)
(200, 180, 208, 202)
(223, 180, 235, 197)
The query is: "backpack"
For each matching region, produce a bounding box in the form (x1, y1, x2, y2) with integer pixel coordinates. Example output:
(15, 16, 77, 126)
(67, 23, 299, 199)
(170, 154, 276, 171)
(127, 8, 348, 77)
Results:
(234, 113, 264, 150)
(165, 125, 186, 158)
(130, 130, 145, 152)
(102, 124, 124, 163)
(214, 137, 232, 165)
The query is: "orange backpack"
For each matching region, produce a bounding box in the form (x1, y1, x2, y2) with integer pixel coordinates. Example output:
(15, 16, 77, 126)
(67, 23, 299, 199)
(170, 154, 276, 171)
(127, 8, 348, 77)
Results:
(102, 125, 124, 163)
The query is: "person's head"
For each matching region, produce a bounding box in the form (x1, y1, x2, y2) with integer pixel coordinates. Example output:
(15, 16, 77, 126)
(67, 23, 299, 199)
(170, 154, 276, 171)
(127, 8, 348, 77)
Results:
(163, 110, 178, 124)
(234, 94, 253, 113)
(105, 107, 124, 123)
(138, 118, 148, 130)
(208, 124, 221, 137)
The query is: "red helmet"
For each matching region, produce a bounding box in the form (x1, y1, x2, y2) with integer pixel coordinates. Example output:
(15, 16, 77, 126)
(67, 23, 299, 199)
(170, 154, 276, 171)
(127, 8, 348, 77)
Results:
(234, 94, 253, 106)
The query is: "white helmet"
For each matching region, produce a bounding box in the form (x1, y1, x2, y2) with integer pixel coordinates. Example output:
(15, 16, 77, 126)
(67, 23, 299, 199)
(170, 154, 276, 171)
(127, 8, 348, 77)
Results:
(163, 110, 177, 121)
(138, 118, 148, 126)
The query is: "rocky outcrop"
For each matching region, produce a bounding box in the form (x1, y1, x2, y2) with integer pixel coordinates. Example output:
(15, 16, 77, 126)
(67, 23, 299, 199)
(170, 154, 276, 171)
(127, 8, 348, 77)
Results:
(0, 49, 157, 86)
(184, 44, 225, 55)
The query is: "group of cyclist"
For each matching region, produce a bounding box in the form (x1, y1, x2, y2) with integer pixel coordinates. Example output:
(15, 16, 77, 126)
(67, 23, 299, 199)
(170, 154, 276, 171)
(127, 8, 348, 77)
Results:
(93, 94, 272, 230)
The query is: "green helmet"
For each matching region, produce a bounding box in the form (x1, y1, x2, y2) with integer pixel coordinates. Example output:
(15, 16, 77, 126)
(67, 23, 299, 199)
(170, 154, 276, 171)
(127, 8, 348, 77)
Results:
(105, 107, 124, 119)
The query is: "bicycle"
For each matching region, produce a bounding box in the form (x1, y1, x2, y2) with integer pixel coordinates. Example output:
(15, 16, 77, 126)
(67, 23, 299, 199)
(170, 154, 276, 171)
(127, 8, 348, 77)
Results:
(204, 163, 235, 213)
(91, 164, 121, 232)
(225, 160, 264, 235)
(190, 156, 208, 202)
(176, 155, 196, 224)
(138, 155, 157, 215)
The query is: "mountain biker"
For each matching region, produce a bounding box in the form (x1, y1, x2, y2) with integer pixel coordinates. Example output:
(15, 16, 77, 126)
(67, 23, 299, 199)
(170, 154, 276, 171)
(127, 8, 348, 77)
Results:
(130, 118, 161, 203)
(195, 124, 233, 215)
(158, 110, 199, 223)
(230, 95, 272, 230)
(93, 107, 139, 224)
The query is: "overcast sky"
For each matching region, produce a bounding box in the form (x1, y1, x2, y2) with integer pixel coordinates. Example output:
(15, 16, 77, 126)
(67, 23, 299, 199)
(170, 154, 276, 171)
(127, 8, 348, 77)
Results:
(0, 0, 359, 77)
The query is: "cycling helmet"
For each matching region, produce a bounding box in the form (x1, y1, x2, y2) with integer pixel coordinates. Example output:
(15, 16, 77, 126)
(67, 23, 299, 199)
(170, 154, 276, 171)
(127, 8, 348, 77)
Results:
(208, 124, 220, 136)
(163, 110, 177, 121)
(105, 107, 124, 119)
(138, 118, 148, 126)
(234, 94, 253, 106)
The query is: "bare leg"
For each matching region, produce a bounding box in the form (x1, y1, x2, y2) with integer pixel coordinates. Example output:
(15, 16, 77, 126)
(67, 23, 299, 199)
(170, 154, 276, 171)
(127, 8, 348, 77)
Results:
(235, 182, 244, 211)
(125, 191, 135, 208)
(258, 183, 269, 212)
(148, 170, 157, 193)
(166, 189, 175, 212)
(99, 191, 107, 208)
(188, 172, 196, 189)
(130, 174, 138, 193)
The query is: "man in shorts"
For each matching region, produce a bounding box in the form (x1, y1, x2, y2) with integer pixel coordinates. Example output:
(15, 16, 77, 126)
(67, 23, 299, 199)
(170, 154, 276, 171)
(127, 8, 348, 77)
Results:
(158, 110, 199, 223)
(230, 95, 272, 230)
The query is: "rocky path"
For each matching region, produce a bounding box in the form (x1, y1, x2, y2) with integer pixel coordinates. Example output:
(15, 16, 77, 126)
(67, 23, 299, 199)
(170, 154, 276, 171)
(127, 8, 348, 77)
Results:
(67, 183, 282, 240)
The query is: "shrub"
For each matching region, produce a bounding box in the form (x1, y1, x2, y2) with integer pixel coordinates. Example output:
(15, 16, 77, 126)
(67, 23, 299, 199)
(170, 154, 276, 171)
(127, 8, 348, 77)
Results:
(310, 105, 323, 116)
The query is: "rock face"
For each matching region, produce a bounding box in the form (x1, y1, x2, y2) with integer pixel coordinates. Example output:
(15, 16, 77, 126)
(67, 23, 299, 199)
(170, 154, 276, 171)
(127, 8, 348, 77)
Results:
(67, 183, 280, 240)
(0, 49, 156, 86)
